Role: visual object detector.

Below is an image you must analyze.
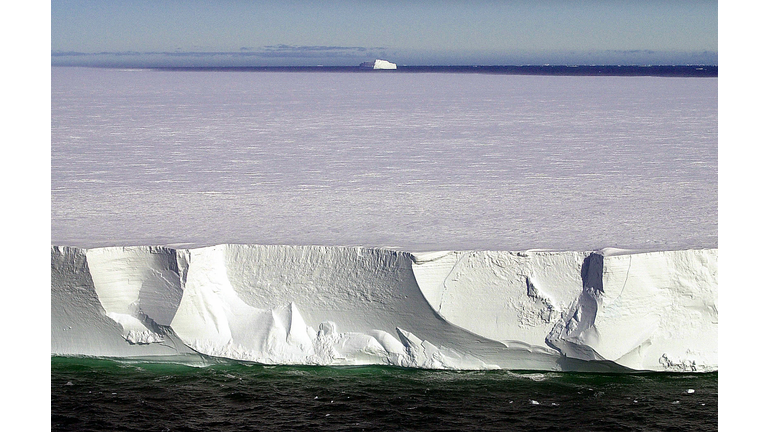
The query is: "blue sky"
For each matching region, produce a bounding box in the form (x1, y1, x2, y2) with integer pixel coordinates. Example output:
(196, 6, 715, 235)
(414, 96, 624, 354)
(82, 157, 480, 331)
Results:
(51, 0, 717, 66)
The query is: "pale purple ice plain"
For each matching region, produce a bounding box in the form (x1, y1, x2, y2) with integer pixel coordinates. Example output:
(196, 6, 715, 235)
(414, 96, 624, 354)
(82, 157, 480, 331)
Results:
(52, 67, 716, 252)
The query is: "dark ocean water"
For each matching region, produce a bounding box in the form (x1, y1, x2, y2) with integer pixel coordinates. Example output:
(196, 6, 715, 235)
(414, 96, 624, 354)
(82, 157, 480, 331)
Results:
(52, 357, 716, 432)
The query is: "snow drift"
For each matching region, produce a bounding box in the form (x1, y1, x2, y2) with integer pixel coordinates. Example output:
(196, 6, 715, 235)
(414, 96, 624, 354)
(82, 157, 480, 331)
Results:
(51, 244, 717, 372)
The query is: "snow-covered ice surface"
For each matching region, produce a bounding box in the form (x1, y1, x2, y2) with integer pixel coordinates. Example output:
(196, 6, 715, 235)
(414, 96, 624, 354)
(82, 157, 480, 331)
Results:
(52, 68, 716, 252)
(51, 68, 717, 371)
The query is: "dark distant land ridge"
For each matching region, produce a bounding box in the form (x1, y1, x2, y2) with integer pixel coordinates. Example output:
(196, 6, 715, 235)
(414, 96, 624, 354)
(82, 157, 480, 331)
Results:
(148, 65, 717, 77)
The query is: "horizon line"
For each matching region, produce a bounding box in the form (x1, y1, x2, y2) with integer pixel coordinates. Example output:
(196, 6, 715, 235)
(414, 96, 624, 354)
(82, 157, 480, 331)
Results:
(52, 64, 718, 77)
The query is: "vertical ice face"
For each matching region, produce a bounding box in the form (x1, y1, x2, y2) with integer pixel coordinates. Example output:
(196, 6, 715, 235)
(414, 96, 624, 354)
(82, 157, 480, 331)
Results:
(86, 247, 184, 328)
(51, 244, 718, 371)
(51, 246, 196, 356)
(546, 249, 718, 371)
(411, 251, 587, 347)
(170, 245, 503, 367)
(51, 246, 127, 356)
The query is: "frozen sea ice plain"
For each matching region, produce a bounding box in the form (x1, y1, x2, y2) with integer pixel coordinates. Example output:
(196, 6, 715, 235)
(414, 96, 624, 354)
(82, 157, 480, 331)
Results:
(51, 68, 717, 370)
(51, 68, 716, 252)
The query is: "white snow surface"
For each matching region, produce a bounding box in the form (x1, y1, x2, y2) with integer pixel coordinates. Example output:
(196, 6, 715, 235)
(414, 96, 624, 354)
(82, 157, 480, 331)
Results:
(51, 68, 717, 252)
(51, 244, 717, 372)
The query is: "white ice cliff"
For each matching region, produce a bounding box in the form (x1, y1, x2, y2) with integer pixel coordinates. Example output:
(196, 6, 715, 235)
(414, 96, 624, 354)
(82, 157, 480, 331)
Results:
(51, 244, 717, 372)
(359, 59, 397, 69)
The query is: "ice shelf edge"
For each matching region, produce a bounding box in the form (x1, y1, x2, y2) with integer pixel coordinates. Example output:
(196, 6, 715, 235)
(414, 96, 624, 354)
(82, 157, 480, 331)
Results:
(51, 244, 717, 372)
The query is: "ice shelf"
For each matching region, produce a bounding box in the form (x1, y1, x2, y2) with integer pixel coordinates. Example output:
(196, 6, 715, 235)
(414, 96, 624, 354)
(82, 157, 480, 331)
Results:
(51, 244, 717, 372)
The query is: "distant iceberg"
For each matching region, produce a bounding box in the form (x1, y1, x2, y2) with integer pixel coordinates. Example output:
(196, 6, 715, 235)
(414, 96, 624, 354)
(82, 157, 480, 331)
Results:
(359, 59, 397, 70)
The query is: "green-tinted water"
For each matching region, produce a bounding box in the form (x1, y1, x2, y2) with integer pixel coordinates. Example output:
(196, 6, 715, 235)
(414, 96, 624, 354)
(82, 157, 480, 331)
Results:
(52, 356, 717, 431)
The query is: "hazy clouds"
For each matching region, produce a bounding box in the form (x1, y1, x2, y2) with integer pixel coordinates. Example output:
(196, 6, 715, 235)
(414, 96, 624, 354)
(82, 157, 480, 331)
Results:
(51, 0, 717, 66)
